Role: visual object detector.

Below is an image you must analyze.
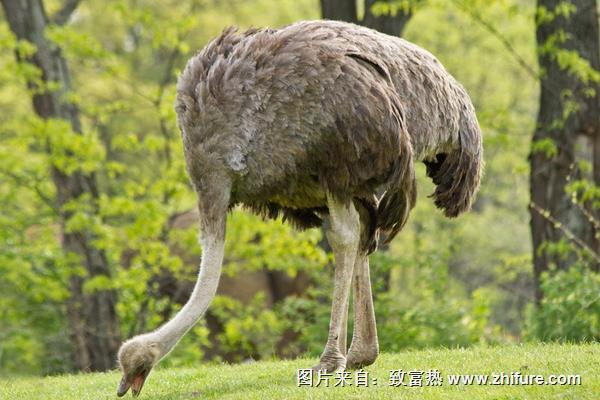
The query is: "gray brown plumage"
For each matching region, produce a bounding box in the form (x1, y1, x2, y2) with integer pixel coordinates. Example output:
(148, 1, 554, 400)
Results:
(175, 20, 483, 249)
(117, 20, 483, 396)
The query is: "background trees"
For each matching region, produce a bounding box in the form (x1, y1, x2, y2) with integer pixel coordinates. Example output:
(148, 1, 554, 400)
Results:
(0, 0, 597, 375)
(530, 0, 599, 302)
(1, 0, 120, 371)
(320, 0, 415, 35)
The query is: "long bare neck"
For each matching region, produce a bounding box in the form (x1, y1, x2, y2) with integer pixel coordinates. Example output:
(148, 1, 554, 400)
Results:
(150, 232, 225, 356)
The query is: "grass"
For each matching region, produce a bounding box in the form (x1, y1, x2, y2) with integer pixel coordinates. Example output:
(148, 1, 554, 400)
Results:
(1, 343, 598, 400)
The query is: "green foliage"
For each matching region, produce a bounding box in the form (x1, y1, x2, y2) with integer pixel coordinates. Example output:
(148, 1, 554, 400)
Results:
(210, 294, 284, 360)
(532, 138, 558, 158)
(535, 2, 576, 26)
(376, 281, 497, 350)
(536, 2, 600, 85)
(371, 0, 424, 16)
(526, 266, 600, 342)
(566, 177, 600, 211)
(373, 244, 500, 350)
(224, 211, 328, 275)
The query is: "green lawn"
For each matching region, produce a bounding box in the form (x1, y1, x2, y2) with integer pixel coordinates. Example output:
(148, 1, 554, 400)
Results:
(1, 343, 598, 399)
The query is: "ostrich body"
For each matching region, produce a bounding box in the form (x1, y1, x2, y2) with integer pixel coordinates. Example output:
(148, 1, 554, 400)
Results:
(117, 20, 482, 396)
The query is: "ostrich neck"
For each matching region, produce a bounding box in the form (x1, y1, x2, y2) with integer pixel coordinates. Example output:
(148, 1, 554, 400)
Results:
(150, 234, 225, 356)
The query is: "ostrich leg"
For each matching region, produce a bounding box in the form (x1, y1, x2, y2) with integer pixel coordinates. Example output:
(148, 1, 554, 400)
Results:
(346, 252, 379, 368)
(339, 298, 349, 355)
(313, 195, 360, 372)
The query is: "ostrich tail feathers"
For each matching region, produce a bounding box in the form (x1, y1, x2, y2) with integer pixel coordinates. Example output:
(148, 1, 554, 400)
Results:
(424, 109, 483, 218)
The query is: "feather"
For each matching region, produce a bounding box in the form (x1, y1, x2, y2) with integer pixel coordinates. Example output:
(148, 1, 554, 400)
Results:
(175, 20, 483, 251)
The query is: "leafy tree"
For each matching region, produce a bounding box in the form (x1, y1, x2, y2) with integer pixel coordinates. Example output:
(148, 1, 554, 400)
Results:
(526, 263, 600, 341)
(530, 0, 600, 302)
(1, 0, 120, 371)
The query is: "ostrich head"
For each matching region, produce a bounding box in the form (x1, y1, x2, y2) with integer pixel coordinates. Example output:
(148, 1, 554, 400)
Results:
(117, 336, 162, 397)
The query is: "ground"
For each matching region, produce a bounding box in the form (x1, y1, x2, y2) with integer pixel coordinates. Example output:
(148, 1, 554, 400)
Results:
(1, 343, 598, 399)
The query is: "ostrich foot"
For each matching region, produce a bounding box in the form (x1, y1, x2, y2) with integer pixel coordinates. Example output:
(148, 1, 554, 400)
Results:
(311, 349, 346, 373)
(346, 343, 379, 369)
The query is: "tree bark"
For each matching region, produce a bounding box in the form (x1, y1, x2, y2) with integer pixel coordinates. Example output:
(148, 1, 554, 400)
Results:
(363, 0, 413, 37)
(320, 0, 412, 36)
(1, 0, 120, 371)
(530, 0, 600, 302)
(320, 0, 358, 23)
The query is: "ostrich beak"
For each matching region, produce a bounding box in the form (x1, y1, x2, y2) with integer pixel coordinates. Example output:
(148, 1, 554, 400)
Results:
(117, 370, 148, 397)
(117, 374, 131, 397)
(131, 372, 148, 397)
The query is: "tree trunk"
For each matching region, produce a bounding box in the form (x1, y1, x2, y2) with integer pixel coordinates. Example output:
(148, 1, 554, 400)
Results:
(320, 0, 412, 36)
(530, 0, 600, 302)
(320, 0, 357, 23)
(363, 0, 413, 36)
(1, 0, 120, 371)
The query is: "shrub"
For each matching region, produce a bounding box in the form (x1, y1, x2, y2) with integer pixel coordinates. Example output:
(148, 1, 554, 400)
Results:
(525, 266, 600, 342)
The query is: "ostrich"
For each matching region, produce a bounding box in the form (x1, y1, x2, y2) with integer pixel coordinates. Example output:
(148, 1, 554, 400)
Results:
(116, 20, 483, 396)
